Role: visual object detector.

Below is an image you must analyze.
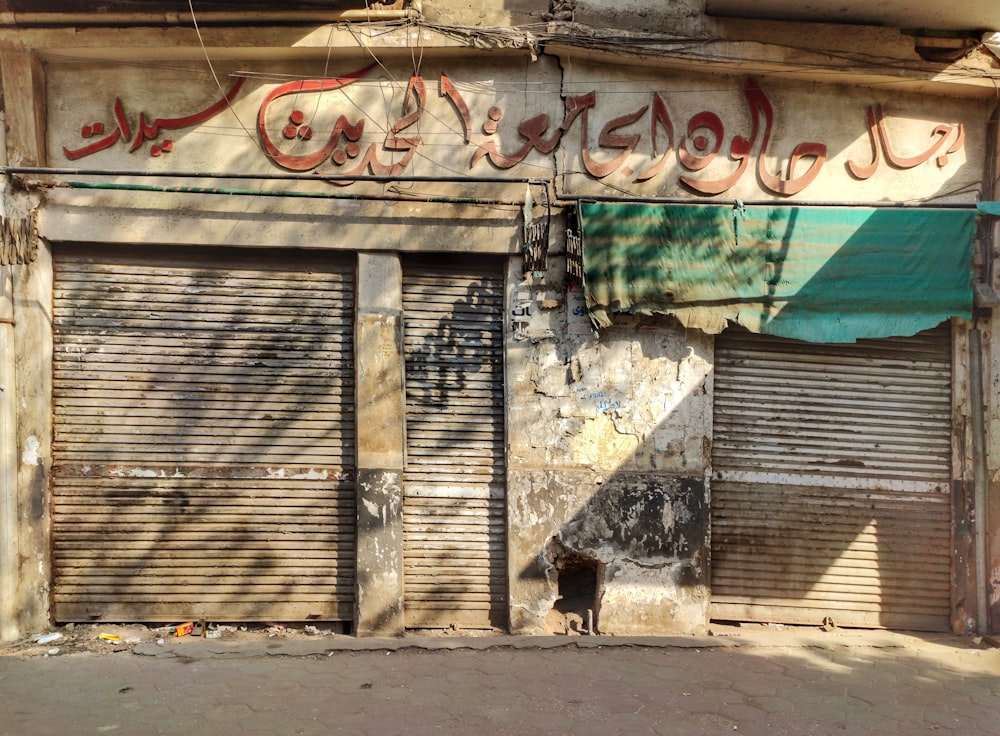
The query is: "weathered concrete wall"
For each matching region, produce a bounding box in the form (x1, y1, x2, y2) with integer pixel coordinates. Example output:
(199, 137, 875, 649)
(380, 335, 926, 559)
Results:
(506, 248, 713, 636)
(573, 0, 705, 34)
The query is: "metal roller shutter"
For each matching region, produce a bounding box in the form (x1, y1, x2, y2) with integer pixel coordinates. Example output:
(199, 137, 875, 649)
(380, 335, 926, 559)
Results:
(710, 324, 952, 631)
(52, 245, 355, 622)
(402, 261, 507, 629)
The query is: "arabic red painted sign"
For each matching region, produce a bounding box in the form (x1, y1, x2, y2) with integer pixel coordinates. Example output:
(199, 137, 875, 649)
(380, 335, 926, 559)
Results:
(62, 66, 967, 199)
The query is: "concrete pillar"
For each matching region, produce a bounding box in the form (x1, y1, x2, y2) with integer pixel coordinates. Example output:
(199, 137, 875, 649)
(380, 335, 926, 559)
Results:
(0, 48, 50, 642)
(354, 253, 406, 636)
(0, 264, 16, 643)
(12, 240, 51, 637)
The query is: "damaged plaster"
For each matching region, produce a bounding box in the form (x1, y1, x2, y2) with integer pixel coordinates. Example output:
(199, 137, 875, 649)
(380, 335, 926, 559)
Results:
(506, 254, 713, 636)
(20, 435, 39, 466)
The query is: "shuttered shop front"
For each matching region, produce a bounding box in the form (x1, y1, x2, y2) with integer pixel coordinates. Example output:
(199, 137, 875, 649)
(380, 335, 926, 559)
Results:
(52, 246, 356, 622)
(402, 260, 507, 629)
(710, 325, 953, 631)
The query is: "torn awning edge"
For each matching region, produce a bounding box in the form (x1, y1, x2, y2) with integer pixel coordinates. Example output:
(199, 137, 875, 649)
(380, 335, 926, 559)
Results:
(587, 301, 963, 344)
(580, 202, 976, 344)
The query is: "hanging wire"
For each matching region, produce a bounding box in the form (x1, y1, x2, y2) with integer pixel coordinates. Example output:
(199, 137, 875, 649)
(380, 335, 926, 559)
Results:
(187, 0, 261, 152)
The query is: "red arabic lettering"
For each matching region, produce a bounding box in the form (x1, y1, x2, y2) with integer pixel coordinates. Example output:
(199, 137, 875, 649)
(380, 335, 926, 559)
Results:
(940, 123, 964, 167)
(64, 79, 243, 161)
(440, 73, 472, 144)
(64, 115, 122, 161)
(677, 111, 724, 172)
(584, 103, 648, 179)
(471, 92, 604, 171)
(875, 104, 951, 169)
(63, 98, 134, 161)
(846, 105, 881, 179)
(331, 74, 427, 179)
(681, 80, 825, 196)
(257, 65, 374, 171)
(632, 93, 674, 182)
(471, 108, 563, 169)
(744, 80, 826, 196)
(559, 92, 607, 177)
(131, 77, 244, 153)
(65, 67, 965, 197)
(680, 119, 754, 196)
(847, 104, 963, 179)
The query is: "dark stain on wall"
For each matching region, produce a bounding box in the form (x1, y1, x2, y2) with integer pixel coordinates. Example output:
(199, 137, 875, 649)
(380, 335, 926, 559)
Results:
(561, 474, 707, 574)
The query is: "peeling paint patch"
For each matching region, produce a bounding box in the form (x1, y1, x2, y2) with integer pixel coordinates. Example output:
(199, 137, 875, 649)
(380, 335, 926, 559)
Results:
(128, 468, 158, 478)
(291, 469, 329, 480)
(21, 435, 40, 466)
(362, 498, 381, 518)
(662, 500, 675, 531)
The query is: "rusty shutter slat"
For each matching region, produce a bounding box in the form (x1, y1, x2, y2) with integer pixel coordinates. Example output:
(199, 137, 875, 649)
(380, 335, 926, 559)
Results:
(710, 324, 952, 632)
(51, 245, 356, 622)
(402, 264, 507, 630)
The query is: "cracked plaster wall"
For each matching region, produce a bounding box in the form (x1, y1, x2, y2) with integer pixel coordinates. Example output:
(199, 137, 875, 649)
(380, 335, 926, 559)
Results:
(505, 249, 713, 636)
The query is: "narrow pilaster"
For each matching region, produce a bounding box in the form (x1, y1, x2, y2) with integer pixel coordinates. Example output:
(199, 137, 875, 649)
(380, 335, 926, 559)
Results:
(0, 265, 16, 643)
(1, 50, 49, 641)
(354, 253, 406, 636)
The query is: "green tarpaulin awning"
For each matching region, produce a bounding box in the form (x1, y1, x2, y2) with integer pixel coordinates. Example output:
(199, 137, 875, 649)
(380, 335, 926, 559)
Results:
(580, 202, 976, 344)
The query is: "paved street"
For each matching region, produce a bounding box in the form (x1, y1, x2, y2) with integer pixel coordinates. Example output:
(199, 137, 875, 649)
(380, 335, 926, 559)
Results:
(1, 631, 998, 735)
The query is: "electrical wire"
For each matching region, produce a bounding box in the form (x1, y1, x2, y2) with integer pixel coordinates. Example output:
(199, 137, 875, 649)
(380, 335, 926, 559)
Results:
(186, 0, 261, 153)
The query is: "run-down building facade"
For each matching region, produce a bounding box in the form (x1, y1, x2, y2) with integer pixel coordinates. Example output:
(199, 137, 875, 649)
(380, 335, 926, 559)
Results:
(2, 0, 1000, 640)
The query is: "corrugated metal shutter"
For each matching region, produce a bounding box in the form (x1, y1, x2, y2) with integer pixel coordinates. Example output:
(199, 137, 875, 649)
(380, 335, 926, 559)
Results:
(51, 245, 355, 622)
(710, 325, 952, 631)
(402, 261, 507, 629)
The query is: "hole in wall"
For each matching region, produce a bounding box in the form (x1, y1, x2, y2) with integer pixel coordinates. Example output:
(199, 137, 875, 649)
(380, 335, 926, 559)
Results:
(545, 536, 603, 635)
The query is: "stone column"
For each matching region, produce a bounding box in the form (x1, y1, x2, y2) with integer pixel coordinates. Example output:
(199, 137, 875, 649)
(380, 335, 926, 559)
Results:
(0, 49, 49, 642)
(354, 253, 406, 636)
(0, 263, 16, 643)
